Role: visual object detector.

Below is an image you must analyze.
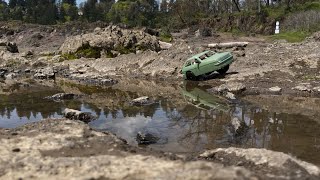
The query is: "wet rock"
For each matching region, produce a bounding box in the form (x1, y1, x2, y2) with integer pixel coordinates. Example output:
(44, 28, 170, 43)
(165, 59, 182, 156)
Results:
(269, 86, 282, 92)
(213, 82, 246, 93)
(130, 96, 154, 106)
(34, 67, 55, 79)
(63, 108, 95, 123)
(226, 82, 246, 93)
(45, 93, 79, 101)
(136, 131, 160, 145)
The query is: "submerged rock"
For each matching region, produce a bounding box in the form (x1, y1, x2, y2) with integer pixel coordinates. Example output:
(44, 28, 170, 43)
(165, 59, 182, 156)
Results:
(136, 131, 160, 145)
(63, 108, 95, 123)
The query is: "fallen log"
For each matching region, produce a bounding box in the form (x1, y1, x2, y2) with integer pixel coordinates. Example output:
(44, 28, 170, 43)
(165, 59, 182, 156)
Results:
(207, 42, 249, 48)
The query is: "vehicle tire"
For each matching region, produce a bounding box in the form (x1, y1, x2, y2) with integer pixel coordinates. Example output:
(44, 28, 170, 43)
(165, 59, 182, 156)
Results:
(186, 71, 198, 81)
(217, 65, 229, 75)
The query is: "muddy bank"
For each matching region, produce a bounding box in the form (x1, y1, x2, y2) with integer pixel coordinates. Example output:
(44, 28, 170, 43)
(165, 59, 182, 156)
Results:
(0, 118, 319, 179)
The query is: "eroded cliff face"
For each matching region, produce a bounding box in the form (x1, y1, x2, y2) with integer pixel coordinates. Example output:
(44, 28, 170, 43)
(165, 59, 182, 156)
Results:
(0, 118, 318, 179)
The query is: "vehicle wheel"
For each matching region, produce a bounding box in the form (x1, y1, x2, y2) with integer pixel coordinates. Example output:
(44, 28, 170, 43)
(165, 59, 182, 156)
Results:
(186, 71, 198, 81)
(217, 65, 229, 75)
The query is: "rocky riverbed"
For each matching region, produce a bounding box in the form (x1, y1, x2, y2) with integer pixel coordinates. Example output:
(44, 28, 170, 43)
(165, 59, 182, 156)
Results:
(0, 22, 320, 179)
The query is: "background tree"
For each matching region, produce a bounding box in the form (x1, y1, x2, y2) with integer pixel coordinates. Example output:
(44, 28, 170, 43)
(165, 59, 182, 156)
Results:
(59, 0, 78, 22)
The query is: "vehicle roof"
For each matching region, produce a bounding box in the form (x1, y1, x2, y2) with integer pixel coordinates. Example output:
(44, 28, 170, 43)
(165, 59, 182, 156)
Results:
(187, 51, 229, 61)
(187, 51, 210, 60)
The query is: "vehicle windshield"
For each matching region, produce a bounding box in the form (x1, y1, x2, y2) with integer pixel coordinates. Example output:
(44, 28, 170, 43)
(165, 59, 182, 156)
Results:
(185, 59, 196, 67)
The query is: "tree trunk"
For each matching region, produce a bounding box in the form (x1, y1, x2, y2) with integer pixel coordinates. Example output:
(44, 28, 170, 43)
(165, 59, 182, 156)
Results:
(206, 42, 249, 48)
(232, 0, 241, 12)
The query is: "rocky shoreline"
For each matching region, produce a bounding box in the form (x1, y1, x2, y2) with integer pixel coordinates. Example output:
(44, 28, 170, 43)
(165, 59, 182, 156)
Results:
(0, 118, 318, 179)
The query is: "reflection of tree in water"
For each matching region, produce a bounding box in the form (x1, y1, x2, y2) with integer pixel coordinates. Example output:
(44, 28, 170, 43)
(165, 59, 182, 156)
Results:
(172, 100, 320, 163)
(0, 90, 83, 120)
(64, 100, 82, 111)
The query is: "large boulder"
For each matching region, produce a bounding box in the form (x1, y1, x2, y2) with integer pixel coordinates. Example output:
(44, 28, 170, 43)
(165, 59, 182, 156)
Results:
(200, 148, 320, 179)
(60, 25, 161, 57)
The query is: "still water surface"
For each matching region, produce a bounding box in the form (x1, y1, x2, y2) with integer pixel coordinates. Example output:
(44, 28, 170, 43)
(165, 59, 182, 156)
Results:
(1, 82, 320, 165)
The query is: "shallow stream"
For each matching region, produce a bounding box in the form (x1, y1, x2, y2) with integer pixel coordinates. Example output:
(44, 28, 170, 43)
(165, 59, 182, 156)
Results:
(1, 80, 320, 165)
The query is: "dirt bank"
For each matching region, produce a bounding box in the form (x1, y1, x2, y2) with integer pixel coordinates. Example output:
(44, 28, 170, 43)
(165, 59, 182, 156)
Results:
(0, 118, 318, 179)
(0, 22, 320, 97)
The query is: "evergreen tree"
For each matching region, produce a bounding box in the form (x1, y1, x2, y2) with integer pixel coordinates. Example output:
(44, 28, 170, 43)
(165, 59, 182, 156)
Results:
(59, 0, 78, 22)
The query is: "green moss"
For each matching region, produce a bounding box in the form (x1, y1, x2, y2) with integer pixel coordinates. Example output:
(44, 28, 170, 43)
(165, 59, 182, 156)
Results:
(159, 32, 172, 43)
(269, 31, 311, 43)
(115, 46, 135, 54)
(61, 43, 101, 61)
(61, 53, 77, 60)
(75, 43, 101, 59)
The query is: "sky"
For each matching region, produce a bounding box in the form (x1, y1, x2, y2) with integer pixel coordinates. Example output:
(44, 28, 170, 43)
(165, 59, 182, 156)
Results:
(3, 0, 86, 6)
(77, 0, 86, 5)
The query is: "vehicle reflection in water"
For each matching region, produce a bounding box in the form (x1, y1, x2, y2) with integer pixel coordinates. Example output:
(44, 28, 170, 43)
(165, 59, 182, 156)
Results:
(89, 84, 320, 165)
(0, 82, 319, 165)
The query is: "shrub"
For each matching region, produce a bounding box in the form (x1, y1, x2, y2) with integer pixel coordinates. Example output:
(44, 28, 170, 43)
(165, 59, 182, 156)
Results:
(282, 10, 320, 32)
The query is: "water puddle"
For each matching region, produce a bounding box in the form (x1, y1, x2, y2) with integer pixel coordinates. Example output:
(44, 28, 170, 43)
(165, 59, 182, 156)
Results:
(1, 80, 320, 165)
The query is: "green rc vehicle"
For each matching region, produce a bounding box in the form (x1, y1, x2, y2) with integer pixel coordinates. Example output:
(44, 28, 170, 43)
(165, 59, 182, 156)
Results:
(181, 51, 233, 80)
